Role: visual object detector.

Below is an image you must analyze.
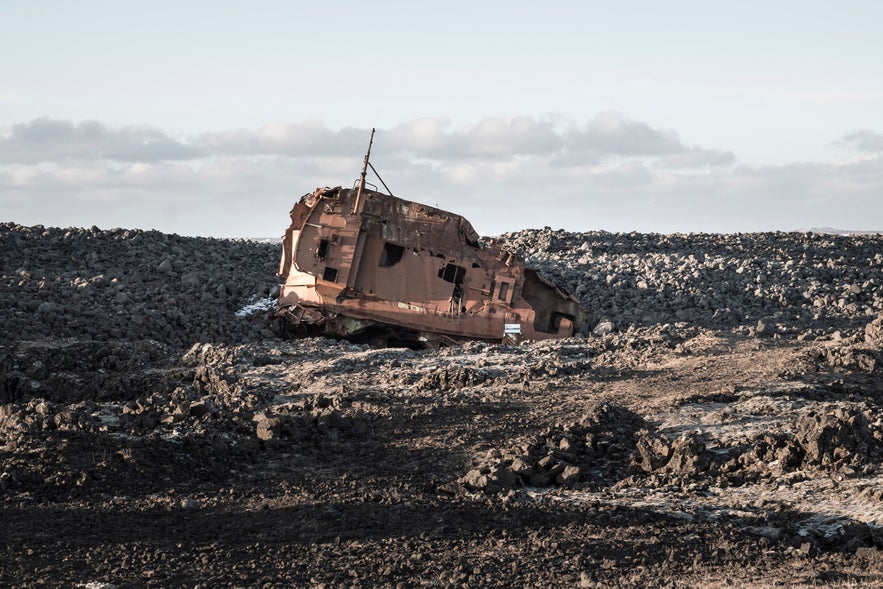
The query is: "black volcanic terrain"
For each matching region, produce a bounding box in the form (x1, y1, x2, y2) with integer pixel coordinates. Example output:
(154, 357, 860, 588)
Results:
(2, 222, 883, 587)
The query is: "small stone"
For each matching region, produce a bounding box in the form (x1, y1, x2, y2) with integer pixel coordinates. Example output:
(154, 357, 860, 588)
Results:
(798, 542, 817, 557)
(487, 464, 517, 491)
(756, 319, 773, 337)
(463, 469, 488, 490)
(537, 455, 556, 470)
(188, 401, 214, 419)
(775, 444, 802, 469)
(255, 414, 280, 441)
(635, 430, 672, 471)
(556, 465, 582, 486)
(36, 302, 62, 315)
(180, 498, 201, 510)
(510, 457, 532, 476)
(592, 320, 615, 336)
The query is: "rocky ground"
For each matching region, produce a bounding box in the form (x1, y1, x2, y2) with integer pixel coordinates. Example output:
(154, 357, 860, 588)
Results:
(2, 221, 883, 587)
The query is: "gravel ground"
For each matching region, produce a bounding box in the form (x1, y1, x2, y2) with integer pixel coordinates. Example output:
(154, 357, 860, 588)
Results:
(2, 222, 883, 587)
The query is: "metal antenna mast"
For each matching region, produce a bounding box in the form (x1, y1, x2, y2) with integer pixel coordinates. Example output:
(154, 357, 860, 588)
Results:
(353, 128, 375, 214)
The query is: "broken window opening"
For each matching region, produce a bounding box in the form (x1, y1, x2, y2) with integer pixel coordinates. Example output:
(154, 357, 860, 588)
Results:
(317, 239, 329, 260)
(550, 312, 575, 333)
(438, 263, 466, 284)
(451, 282, 465, 315)
(322, 266, 339, 282)
(379, 242, 405, 267)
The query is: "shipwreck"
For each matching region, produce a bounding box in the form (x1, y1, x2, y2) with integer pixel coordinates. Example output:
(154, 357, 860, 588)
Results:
(276, 130, 587, 345)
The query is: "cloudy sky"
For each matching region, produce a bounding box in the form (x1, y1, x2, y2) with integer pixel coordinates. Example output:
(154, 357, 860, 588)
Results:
(2, 1, 882, 237)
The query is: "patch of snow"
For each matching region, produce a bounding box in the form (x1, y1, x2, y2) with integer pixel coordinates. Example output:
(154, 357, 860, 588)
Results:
(235, 296, 276, 317)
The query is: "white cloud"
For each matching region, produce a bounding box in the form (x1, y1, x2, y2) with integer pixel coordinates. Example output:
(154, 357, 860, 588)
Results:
(1, 116, 881, 236)
(592, 160, 653, 187)
(203, 121, 367, 157)
(0, 115, 735, 168)
(838, 129, 883, 153)
(385, 118, 460, 157)
(567, 111, 684, 156)
(0, 118, 202, 163)
(386, 116, 564, 158)
(657, 149, 735, 169)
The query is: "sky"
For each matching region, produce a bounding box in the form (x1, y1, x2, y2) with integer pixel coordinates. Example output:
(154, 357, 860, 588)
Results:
(2, 1, 882, 237)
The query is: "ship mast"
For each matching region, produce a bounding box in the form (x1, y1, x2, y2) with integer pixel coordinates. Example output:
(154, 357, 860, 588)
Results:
(352, 127, 375, 214)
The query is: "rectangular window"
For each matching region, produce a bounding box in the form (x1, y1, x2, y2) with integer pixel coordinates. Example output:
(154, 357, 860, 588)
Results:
(438, 263, 466, 284)
(322, 266, 338, 282)
(317, 239, 329, 260)
(497, 281, 509, 301)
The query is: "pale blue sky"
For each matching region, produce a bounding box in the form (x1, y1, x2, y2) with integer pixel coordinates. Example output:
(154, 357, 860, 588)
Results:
(2, 1, 882, 236)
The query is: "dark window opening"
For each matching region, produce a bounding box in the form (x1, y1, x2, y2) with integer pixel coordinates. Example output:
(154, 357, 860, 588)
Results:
(438, 263, 466, 284)
(322, 266, 338, 282)
(497, 281, 510, 301)
(379, 242, 405, 267)
(471, 262, 480, 268)
(317, 239, 329, 260)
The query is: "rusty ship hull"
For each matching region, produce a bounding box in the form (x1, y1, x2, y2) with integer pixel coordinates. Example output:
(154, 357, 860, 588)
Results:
(276, 183, 587, 345)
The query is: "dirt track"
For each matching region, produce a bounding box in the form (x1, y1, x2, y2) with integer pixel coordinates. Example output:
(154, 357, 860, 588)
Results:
(2, 223, 883, 587)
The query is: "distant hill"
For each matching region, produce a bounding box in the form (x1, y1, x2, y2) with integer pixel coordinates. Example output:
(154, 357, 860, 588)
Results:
(799, 227, 883, 236)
